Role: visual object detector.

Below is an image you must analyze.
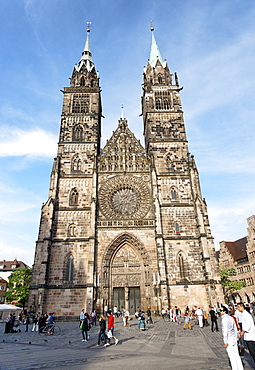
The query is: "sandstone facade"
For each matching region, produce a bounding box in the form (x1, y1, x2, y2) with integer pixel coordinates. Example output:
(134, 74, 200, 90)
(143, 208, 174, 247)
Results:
(29, 27, 223, 318)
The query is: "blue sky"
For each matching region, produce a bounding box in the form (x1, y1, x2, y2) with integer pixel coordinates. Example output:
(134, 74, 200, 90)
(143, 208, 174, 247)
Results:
(0, 0, 255, 267)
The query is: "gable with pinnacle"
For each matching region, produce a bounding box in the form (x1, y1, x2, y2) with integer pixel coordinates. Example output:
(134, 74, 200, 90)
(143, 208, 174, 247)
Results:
(98, 119, 150, 173)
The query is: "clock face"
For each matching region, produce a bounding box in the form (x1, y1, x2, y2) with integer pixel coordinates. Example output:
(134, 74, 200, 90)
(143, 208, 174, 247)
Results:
(111, 188, 138, 215)
(98, 175, 151, 219)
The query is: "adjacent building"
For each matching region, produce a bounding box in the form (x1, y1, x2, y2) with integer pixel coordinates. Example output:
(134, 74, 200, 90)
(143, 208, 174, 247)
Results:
(219, 215, 255, 303)
(0, 259, 30, 282)
(29, 26, 223, 318)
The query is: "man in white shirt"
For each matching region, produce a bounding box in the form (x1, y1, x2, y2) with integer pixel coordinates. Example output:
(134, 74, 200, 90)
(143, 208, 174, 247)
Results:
(221, 306, 244, 370)
(238, 302, 255, 364)
(196, 307, 204, 328)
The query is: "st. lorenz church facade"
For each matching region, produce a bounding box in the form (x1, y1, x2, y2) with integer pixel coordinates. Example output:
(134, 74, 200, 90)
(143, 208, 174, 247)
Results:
(29, 27, 223, 318)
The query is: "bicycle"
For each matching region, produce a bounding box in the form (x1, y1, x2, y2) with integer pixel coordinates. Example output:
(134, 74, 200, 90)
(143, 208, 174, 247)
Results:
(163, 314, 170, 322)
(39, 324, 60, 336)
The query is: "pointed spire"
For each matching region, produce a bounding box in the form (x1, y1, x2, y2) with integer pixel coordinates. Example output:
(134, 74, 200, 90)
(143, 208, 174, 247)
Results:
(74, 22, 97, 73)
(121, 104, 125, 120)
(149, 24, 163, 68)
(81, 22, 92, 62)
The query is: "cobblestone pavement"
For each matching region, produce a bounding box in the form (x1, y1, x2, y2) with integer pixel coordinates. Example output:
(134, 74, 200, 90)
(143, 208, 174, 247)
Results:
(1, 318, 255, 370)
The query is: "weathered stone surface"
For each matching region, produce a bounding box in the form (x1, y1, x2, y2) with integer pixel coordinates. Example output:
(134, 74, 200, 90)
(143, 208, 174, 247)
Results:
(28, 31, 223, 318)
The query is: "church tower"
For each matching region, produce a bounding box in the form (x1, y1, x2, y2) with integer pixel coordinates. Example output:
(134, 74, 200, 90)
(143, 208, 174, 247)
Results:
(29, 25, 102, 316)
(29, 26, 223, 317)
(141, 26, 223, 308)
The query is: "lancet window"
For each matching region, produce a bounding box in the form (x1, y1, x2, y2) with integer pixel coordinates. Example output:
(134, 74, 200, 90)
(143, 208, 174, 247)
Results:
(72, 156, 82, 171)
(66, 255, 74, 281)
(70, 188, 79, 205)
(80, 77, 85, 86)
(73, 125, 84, 141)
(68, 224, 76, 237)
(170, 188, 177, 200)
(178, 252, 186, 279)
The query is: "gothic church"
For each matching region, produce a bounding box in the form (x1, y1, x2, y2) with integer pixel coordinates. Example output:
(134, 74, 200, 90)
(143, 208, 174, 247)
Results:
(29, 27, 223, 318)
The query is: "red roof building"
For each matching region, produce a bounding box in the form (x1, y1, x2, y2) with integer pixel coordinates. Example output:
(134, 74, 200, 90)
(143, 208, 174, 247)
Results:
(219, 215, 255, 304)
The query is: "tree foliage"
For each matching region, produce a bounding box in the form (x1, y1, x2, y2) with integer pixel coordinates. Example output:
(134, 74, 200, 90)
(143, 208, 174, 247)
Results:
(4, 268, 32, 309)
(220, 268, 246, 300)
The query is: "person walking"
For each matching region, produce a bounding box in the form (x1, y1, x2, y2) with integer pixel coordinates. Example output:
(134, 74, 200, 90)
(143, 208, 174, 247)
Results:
(221, 306, 244, 370)
(91, 310, 97, 326)
(107, 310, 118, 345)
(81, 313, 90, 342)
(4, 314, 11, 334)
(183, 311, 192, 330)
(80, 309, 85, 325)
(32, 314, 39, 332)
(25, 314, 29, 332)
(209, 307, 219, 332)
(97, 315, 109, 347)
(237, 302, 255, 364)
(123, 309, 130, 327)
(196, 307, 204, 328)
(146, 307, 153, 324)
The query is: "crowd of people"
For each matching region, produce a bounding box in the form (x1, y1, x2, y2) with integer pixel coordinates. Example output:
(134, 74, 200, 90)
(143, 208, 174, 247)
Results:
(5, 301, 255, 369)
(160, 302, 255, 370)
(79, 307, 119, 347)
(4, 311, 55, 333)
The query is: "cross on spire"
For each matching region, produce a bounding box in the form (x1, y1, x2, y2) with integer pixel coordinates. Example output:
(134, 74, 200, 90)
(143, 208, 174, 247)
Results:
(86, 21, 92, 33)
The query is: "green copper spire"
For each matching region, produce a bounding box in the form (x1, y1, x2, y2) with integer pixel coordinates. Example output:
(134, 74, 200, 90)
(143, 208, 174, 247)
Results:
(149, 25, 163, 67)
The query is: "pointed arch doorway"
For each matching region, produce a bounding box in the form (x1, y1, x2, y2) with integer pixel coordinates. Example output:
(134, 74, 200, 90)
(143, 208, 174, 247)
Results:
(101, 233, 153, 315)
(111, 245, 142, 314)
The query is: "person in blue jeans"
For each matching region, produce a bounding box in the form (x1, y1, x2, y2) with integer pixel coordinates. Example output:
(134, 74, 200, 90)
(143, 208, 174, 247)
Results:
(81, 313, 90, 342)
(97, 315, 109, 347)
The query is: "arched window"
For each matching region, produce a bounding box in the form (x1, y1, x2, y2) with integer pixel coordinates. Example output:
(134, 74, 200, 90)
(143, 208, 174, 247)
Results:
(158, 74, 163, 84)
(72, 156, 81, 171)
(178, 253, 185, 279)
(70, 188, 79, 205)
(80, 77, 85, 86)
(170, 189, 177, 200)
(175, 222, 180, 234)
(163, 125, 170, 136)
(68, 224, 76, 237)
(73, 125, 84, 141)
(66, 255, 74, 281)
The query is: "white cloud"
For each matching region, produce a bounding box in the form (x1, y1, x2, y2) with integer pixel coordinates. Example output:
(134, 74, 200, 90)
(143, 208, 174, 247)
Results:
(208, 196, 255, 250)
(0, 241, 34, 267)
(0, 127, 57, 158)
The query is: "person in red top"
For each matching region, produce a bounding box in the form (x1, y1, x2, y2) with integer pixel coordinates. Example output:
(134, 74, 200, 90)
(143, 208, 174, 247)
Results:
(107, 310, 118, 345)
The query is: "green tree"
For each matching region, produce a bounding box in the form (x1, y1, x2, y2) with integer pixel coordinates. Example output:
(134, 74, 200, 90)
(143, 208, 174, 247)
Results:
(220, 268, 246, 301)
(4, 268, 32, 309)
